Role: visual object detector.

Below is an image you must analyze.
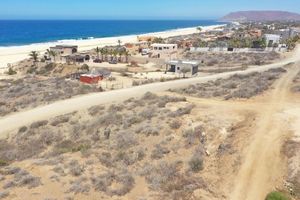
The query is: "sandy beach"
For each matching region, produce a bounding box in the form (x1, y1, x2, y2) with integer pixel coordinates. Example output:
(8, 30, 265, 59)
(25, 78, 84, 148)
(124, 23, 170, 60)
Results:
(0, 25, 223, 70)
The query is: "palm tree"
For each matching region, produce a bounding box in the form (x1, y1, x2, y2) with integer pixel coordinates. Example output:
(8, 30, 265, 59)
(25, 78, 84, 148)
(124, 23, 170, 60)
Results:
(124, 50, 130, 63)
(47, 49, 57, 62)
(112, 50, 118, 61)
(95, 46, 101, 60)
(118, 49, 124, 62)
(117, 39, 122, 47)
(100, 48, 105, 61)
(29, 51, 39, 65)
(108, 49, 113, 61)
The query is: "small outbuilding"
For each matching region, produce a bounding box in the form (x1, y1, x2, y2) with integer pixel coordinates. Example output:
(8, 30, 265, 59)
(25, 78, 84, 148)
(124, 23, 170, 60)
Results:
(166, 60, 199, 76)
(80, 74, 102, 84)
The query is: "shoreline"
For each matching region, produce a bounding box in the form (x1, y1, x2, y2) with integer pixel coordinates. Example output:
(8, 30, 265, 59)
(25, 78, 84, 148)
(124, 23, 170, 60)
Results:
(0, 24, 225, 69)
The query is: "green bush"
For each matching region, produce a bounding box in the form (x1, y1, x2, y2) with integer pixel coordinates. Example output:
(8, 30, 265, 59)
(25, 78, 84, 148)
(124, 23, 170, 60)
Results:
(188, 156, 203, 173)
(81, 64, 89, 71)
(7, 67, 17, 75)
(0, 159, 8, 166)
(265, 191, 290, 200)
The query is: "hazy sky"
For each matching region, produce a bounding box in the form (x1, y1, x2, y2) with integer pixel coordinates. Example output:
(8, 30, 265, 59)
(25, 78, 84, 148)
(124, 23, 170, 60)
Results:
(1, 0, 300, 20)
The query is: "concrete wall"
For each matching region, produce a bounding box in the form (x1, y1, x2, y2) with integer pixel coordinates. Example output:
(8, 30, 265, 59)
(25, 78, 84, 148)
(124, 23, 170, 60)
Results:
(190, 47, 287, 53)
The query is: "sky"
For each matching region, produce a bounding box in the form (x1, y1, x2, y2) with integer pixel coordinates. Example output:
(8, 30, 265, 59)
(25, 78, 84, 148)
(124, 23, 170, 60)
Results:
(0, 0, 300, 20)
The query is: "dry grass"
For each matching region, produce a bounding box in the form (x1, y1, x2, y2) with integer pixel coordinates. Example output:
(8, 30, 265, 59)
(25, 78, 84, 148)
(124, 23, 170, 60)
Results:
(171, 68, 287, 100)
(184, 51, 280, 68)
(0, 77, 103, 116)
(0, 92, 210, 199)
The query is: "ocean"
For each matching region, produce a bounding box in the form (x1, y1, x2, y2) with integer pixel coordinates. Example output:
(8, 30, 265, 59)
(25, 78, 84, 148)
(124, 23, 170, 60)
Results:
(0, 20, 221, 47)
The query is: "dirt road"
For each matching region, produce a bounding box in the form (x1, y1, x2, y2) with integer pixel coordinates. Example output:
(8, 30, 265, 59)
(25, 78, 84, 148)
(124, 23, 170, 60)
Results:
(1, 47, 300, 135)
(230, 64, 300, 200)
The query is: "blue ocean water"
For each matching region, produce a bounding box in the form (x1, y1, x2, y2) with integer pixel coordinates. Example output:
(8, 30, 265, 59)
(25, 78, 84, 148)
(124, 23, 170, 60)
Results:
(0, 20, 221, 47)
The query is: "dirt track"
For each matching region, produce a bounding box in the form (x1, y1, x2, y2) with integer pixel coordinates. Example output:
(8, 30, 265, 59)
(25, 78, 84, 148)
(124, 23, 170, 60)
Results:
(229, 64, 300, 200)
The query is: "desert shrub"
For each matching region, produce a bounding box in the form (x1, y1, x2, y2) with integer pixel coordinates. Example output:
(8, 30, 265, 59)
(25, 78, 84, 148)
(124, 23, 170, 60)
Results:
(151, 145, 170, 160)
(114, 151, 138, 166)
(206, 59, 218, 66)
(265, 191, 290, 200)
(91, 171, 135, 196)
(123, 115, 142, 128)
(4, 169, 42, 189)
(98, 113, 123, 126)
(169, 120, 182, 129)
(98, 152, 113, 167)
(143, 161, 200, 194)
(157, 96, 186, 108)
(51, 140, 85, 155)
(18, 126, 27, 133)
(30, 120, 48, 129)
(115, 132, 137, 150)
(0, 191, 9, 199)
(142, 92, 158, 100)
(168, 104, 195, 117)
(52, 166, 65, 176)
(183, 126, 205, 147)
(139, 107, 156, 119)
(68, 160, 84, 177)
(44, 63, 56, 71)
(68, 177, 90, 194)
(188, 148, 204, 173)
(50, 115, 70, 126)
(135, 125, 160, 136)
(0, 160, 8, 167)
(108, 104, 124, 112)
(88, 105, 105, 116)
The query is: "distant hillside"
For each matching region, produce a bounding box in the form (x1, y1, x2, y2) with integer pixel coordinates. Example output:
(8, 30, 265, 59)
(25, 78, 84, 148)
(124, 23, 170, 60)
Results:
(221, 11, 300, 22)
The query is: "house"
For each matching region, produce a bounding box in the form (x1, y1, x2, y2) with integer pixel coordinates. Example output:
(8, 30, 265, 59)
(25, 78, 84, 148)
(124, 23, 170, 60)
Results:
(80, 74, 102, 84)
(150, 43, 178, 59)
(65, 54, 90, 63)
(166, 60, 199, 76)
(290, 27, 300, 38)
(264, 34, 281, 47)
(248, 29, 262, 38)
(137, 36, 156, 42)
(49, 45, 78, 62)
(125, 41, 149, 54)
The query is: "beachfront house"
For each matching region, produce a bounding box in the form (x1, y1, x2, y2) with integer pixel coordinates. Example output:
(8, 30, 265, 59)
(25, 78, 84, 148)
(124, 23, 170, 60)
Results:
(150, 43, 178, 60)
(263, 34, 281, 47)
(166, 60, 199, 76)
(125, 41, 149, 55)
(49, 45, 78, 62)
(137, 36, 156, 43)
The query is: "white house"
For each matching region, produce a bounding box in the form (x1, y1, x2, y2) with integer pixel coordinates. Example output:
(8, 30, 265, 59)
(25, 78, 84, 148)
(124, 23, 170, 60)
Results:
(150, 43, 178, 60)
(263, 34, 281, 47)
(166, 60, 199, 76)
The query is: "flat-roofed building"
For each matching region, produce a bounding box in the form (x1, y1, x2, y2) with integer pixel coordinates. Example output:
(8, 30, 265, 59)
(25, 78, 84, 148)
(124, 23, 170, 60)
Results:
(166, 60, 199, 76)
(150, 43, 178, 59)
(263, 34, 281, 47)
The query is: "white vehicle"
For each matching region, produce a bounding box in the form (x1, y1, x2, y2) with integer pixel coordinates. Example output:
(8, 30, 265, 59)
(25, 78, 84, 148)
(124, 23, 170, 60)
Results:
(141, 48, 150, 55)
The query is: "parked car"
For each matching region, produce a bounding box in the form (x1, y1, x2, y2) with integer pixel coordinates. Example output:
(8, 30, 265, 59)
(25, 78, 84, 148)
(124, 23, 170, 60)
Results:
(93, 59, 102, 63)
(141, 48, 150, 56)
(109, 60, 118, 64)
